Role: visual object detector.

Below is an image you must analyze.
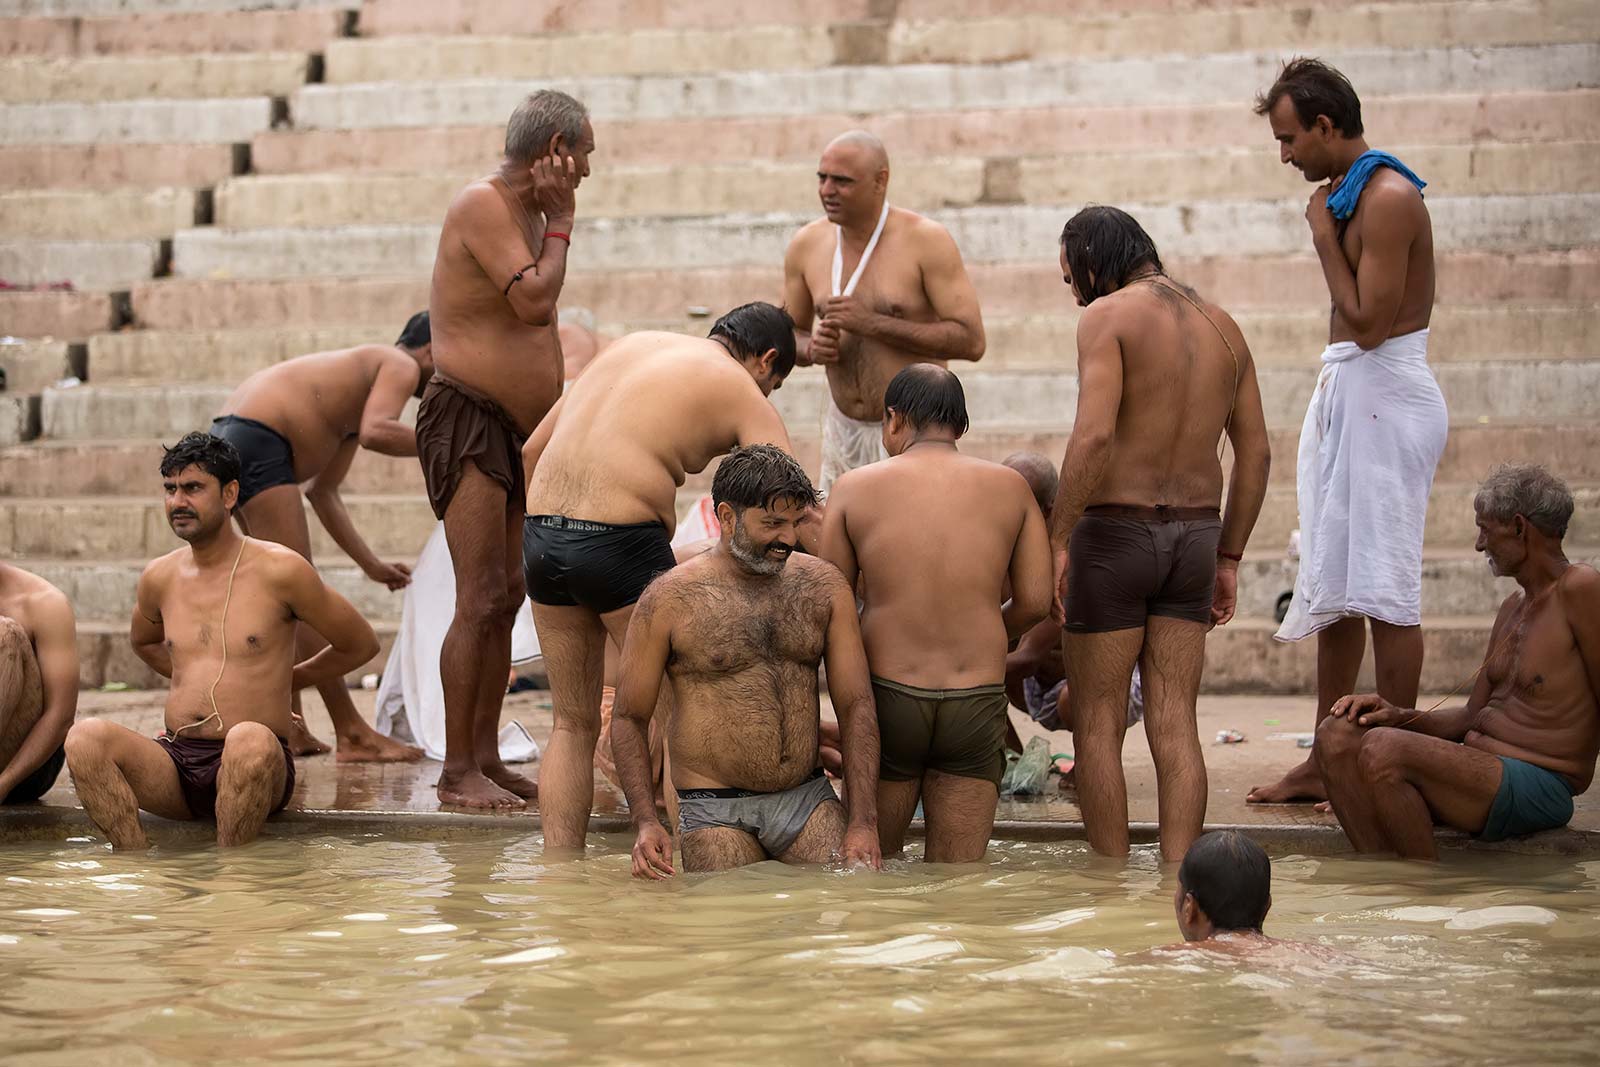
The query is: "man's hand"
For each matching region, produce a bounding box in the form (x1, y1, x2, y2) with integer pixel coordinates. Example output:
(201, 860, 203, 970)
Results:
(809, 319, 842, 365)
(1306, 184, 1337, 244)
(840, 823, 882, 870)
(631, 821, 676, 880)
(1211, 559, 1238, 627)
(530, 153, 578, 222)
(1051, 547, 1069, 625)
(1328, 693, 1410, 728)
(365, 561, 412, 591)
(820, 295, 873, 334)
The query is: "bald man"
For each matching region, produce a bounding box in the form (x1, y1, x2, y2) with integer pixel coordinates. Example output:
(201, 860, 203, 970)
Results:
(783, 131, 986, 492)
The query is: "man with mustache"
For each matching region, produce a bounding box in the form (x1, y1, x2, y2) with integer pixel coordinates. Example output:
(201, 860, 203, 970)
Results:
(616, 445, 881, 877)
(63, 433, 379, 849)
(210, 311, 433, 763)
(1314, 465, 1600, 859)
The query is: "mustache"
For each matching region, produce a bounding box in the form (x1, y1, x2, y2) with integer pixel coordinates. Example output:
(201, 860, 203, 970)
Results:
(169, 510, 198, 520)
(765, 543, 792, 555)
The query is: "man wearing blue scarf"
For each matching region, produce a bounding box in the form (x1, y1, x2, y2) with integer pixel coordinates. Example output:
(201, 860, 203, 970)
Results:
(1248, 58, 1449, 808)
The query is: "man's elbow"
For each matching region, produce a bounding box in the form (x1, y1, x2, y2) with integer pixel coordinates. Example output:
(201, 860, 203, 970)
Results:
(511, 291, 558, 327)
(956, 328, 985, 363)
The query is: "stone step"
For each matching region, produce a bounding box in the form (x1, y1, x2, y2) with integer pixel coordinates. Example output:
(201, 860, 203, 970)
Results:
(125, 249, 1600, 331)
(2, 7, 345, 57)
(82, 306, 1600, 387)
(250, 90, 1600, 174)
(33, 361, 1600, 442)
(0, 395, 40, 446)
(0, 187, 198, 240)
(354, 0, 875, 37)
(0, 338, 78, 394)
(0, 95, 272, 145)
(8, 422, 1600, 499)
(287, 44, 1600, 129)
(170, 195, 1600, 280)
(0, 289, 117, 339)
(0, 238, 159, 290)
(210, 143, 1600, 230)
(0, 142, 237, 192)
(0, 0, 346, 15)
(0, 52, 308, 104)
(74, 619, 393, 690)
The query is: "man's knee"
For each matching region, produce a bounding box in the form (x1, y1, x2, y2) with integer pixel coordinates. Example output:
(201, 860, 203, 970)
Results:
(222, 723, 283, 774)
(552, 703, 602, 742)
(64, 719, 118, 766)
(1354, 728, 1408, 784)
(1312, 713, 1366, 771)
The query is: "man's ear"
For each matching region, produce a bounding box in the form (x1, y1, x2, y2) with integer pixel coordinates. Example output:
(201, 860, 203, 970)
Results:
(1182, 893, 1201, 926)
(1514, 515, 1528, 538)
(223, 479, 240, 514)
(545, 131, 565, 158)
(715, 501, 738, 533)
(759, 348, 778, 373)
(1314, 113, 1335, 139)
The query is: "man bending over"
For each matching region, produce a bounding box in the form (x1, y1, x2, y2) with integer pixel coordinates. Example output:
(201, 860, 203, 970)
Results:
(616, 446, 880, 877)
(211, 311, 432, 762)
(1315, 465, 1599, 860)
(64, 434, 379, 848)
(0, 563, 77, 805)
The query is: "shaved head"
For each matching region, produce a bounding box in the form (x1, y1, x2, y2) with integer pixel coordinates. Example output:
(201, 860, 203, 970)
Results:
(1002, 452, 1058, 514)
(824, 129, 889, 171)
(817, 130, 890, 226)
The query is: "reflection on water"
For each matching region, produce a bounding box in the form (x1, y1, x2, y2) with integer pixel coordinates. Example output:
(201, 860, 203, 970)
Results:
(1, 834, 1597, 1066)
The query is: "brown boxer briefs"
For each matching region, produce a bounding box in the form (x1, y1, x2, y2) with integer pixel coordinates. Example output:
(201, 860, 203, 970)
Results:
(415, 375, 527, 520)
(1064, 504, 1222, 633)
(157, 733, 296, 820)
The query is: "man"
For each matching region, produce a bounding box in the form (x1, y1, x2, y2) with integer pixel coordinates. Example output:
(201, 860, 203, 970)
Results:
(0, 563, 77, 805)
(63, 434, 379, 849)
(1251, 57, 1448, 805)
(782, 130, 986, 491)
(1169, 831, 1278, 951)
(523, 302, 802, 849)
(615, 446, 881, 877)
(211, 311, 433, 763)
(1048, 206, 1271, 862)
(1314, 466, 1598, 860)
(421, 89, 594, 810)
(821, 365, 1052, 862)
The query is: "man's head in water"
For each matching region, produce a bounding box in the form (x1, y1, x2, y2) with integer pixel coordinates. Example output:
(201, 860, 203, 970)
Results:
(159, 432, 242, 543)
(1058, 206, 1164, 307)
(396, 310, 435, 399)
(709, 302, 798, 396)
(712, 444, 820, 576)
(882, 363, 969, 456)
(505, 89, 596, 188)
(1174, 830, 1273, 941)
(1473, 464, 1574, 580)
(1254, 57, 1365, 184)
(1002, 451, 1058, 521)
(817, 130, 889, 228)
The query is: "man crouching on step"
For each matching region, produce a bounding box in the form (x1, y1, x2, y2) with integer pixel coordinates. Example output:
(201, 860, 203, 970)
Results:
(614, 445, 882, 877)
(65, 433, 380, 849)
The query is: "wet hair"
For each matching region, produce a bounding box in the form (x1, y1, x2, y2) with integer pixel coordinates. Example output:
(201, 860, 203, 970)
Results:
(708, 302, 798, 377)
(396, 310, 430, 350)
(1253, 56, 1365, 138)
(504, 89, 589, 164)
(159, 431, 241, 493)
(712, 444, 819, 515)
(1059, 206, 1164, 304)
(1003, 451, 1058, 513)
(884, 363, 969, 435)
(1179, 831, 1272, 933)
(1474, 464, 1574, 540)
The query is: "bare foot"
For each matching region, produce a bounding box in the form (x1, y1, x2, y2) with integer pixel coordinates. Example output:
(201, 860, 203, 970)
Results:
(335, 728, 425, 764)
(484, 762, 539, 800)
(287, 715, 332, 758)
(1245, 759, 1326, 804)
(437, 770, 526, 810)
(1314, 800, 1334, 815)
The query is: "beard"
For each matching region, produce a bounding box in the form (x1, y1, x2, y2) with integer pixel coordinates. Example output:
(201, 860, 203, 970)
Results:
(729, 524, 791, 575)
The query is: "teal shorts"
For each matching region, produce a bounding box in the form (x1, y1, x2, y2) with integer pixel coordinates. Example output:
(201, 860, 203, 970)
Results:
(1478, 756, 1575, 842)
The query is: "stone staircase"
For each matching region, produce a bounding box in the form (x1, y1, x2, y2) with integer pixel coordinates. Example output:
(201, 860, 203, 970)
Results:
(1, 0, 1595, 693)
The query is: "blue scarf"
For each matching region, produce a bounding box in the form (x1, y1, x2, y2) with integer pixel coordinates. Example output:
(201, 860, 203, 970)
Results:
(1327, 150, 1426, 220)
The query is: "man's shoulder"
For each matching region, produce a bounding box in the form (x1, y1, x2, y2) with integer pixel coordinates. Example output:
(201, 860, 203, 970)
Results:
(787, 552, 848, 593)
(786, 217, 832, 253)
(0, 565, 70, 633)
(1357, 166, 1427, 216)
(1557, 564, 1600, 612)
(894, 208, 956, 252)
(248, 538, 318, 587)
(443, 177, 508, 225)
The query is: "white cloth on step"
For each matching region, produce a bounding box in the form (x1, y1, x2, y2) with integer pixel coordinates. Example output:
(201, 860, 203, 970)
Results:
(1275, 328, 1447, 641)
(820, 397, 888, 493)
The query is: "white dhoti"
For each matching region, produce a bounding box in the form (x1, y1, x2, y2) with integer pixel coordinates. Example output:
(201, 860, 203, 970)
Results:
(1275, 328, 1448, 642)
(820, 398, 888, 492)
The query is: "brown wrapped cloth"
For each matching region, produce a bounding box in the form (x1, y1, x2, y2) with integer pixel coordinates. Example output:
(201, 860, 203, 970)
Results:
(414, 375, 527, 519)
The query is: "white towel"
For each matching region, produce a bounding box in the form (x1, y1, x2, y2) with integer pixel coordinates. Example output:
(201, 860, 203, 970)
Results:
(1275, 328, 1448, 641)
(820, 397, 888, 493)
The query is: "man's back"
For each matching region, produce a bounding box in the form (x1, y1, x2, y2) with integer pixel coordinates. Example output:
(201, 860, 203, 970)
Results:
(526, 332, 785, 529)
(835, 449, 1036, 688)
(1088, 280, 1249, 510)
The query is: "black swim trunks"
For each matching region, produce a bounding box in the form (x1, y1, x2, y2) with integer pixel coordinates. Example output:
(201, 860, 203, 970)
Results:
(1064, 504, 1222, 633)
(156, 733, 296, 820)
(210, 415, 297, 511)
(523, 514, 678, 615)
(1, 743, 65, 804)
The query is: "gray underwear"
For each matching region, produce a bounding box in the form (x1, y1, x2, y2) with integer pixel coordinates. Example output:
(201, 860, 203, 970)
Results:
(676, 769, 838, 857)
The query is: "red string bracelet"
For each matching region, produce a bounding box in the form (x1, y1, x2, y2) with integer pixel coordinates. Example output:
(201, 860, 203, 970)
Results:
(1217, 549, 1244, 562)
(544, 231, 571, 244)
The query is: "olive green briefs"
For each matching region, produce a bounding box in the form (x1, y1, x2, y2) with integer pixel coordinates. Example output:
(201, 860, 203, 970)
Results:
(872, 676, 1009, 789)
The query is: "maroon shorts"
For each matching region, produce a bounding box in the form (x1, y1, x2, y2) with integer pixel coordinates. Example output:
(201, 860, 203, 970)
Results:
(157, 733, 296, 820)
(1064, 504, 1221, 633)
(415, 375, 527, 520)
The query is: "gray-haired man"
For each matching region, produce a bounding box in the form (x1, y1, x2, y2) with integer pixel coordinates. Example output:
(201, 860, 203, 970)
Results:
(421, 89, 595, 811)
(1314, 465, 1600, 859)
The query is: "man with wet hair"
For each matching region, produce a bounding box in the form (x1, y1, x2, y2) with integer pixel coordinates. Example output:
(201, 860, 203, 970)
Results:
(1173, 830, 1274, 944)
(821, 365, 1052, 862)
(64, 433, 379, 849)
(1050, 206, 1271, 862)
(783, 130, 986, 491)
(423, 89, 595, 810)
(211, 311, 433, 763)
(1251, 58, 1448, 806)
(1315, 466, 1600, 860)
(523, 302, 805, 849)
(617, 445, 881, 877)
(0, 563, 77, 807)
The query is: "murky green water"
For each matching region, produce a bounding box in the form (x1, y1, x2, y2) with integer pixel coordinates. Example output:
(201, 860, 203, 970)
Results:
(2, 833, 1597, 1065)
